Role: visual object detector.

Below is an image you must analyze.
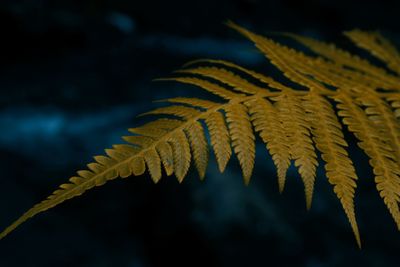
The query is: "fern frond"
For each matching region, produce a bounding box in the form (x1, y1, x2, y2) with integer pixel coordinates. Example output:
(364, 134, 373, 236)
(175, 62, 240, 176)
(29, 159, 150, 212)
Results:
(245, 97, 291, 192)
(335, 92, 400, 229)
(177, 67, 265, 94)
(156, 141, 174, 176)
(345, 30, 400, 75)
(225, 103, 256, 184)
(159, 97, 219, 109)
(140, 105, 201, 119)
(2, 23, 400, 249)
(205, 111, 232, 172)
(283, 33, 400, 86)
(285, 35, 400, 91)
(184, 59, 292, 91)
(0, 100, 205, 239)
(155, 77, 239, 100)
(185, 121, 209, 179)
(168, 130, 192, 182)
(273, 92, 318, 209)
(358, 93, 400, 162)
(143, 148, 162, 183)
(226, 22, 331, 94)
(129, 118, 181, 138)
(304, 92, 360, 246)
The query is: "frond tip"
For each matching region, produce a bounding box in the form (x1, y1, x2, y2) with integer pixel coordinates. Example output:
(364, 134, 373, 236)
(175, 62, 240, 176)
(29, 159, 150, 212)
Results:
(2, 23, 400, 248)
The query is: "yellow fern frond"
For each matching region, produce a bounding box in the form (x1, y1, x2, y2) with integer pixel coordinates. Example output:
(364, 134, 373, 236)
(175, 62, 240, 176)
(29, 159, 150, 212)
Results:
(245, 97, 291, 192)
(283, 34, 400, 91)
(284, 33, 398, 84)
(184, 59, 291, 92)
(168, 130, 192, 182)
(304, 92, 360, 246)
(129, 118, 181, 138)
(156, 77, 239, 100)
(225, 103, 256, 184)
(143, 148, 162, 183)
(226, 22, 331, 95)
(273, 92, 318, 209)
(140, 105, 201, 119)
(358, 93, 400, 162)
(177, 67, 265, 94)
(2, 23, 400, 249)
(335, 92, 400, 229)
(345, 30, 400, 75)
(205, 111, 232, 172)
(185, 121, 209, 179)
(160, 97, 219, 109)
(155, 141, 174, 176)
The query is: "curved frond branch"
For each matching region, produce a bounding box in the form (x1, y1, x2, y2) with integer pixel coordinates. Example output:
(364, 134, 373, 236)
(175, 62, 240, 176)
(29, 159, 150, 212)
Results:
(177, 67, 267, 94)
(227, 22, 333, 95)
(156, 77, 240, 100)
(168, 130, 192, 182)
(335, 92, 400, 229)
(284, 33, 400, 89)
(345, 30, 400, 75)
(225, 103, 256, 184)
(273, 92, 318, 209)
(157, 97, 220, 109)
(358, 93, 400, 163)
(246, 97, 291, 192)
(185, 121, 209, 179)
(184, 59, 294, 92)
(304, 92, 361, 247)
(205, 111, 232, 172)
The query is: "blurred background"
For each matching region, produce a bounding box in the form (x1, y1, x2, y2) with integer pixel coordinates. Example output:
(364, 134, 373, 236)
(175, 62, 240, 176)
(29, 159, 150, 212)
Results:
(1, 0, 400, 266)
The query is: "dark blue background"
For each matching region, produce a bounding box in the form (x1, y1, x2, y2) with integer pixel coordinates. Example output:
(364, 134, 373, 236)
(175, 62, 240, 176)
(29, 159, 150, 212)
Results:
(0, 0, 400, 266)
